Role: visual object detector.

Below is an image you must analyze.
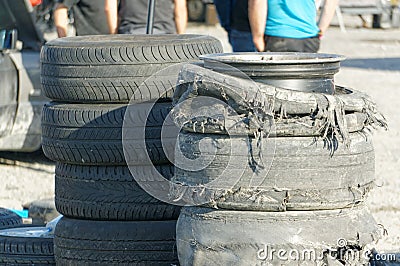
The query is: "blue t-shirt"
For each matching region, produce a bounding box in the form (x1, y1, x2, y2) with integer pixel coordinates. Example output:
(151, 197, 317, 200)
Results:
(266, 0, 319, 39)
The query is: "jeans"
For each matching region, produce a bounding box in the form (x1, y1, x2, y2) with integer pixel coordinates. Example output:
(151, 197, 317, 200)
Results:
(229, 29, 256, 52)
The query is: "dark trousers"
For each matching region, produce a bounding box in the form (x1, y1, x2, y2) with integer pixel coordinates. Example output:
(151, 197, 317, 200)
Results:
(229, 29, 256, 52)
(265, 35, 320, 53)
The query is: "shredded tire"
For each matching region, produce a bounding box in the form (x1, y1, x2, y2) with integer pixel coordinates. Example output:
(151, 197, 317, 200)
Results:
(177, 206, 380, 265)
(172, 130, 375, 211)
(173, 63, 387, 144)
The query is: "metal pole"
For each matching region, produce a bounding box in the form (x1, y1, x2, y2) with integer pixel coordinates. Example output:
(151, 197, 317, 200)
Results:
(146, 0, 156, 34)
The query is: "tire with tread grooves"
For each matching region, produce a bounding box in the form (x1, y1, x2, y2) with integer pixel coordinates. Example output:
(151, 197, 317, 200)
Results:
(0, 208, 22, 230)
(40, 34, 223, 103)
(41, 102, 176, 165)
(54, 217, 178, 265)
(55, 163, 180, 221)
(0, 226, 55, 265)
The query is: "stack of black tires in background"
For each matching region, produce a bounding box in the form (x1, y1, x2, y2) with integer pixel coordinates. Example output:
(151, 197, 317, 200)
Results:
(171, 57, 387, 265)
(40, 35, 222, 265)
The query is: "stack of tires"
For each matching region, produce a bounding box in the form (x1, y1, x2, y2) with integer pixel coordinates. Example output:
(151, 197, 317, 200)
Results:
(171, 61, 387, 265)
(40, 35, 223, 265)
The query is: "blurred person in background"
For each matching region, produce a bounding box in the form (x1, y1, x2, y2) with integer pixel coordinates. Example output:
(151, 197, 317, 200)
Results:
(214, 0, 256, 52)
(54, 0, 109, 37)
(249, 0, 338, 52)
(105, 0, 187, 34)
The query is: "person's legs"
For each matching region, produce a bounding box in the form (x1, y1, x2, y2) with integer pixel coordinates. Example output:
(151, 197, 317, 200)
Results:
(229, 29, 256, 52)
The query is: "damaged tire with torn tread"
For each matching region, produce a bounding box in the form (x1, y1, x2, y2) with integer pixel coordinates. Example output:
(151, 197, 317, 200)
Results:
(172, 130, 375, 211)
(41, 102, 176, 165)
(181, 111, 369, 137)
(174, 63, 387, 132)
(177, 206, 381, 266)
(0, 226, 55, 265)
(40, 34, 223, 103)
(0, 208, 22, 230)
(54, 217, 178, 265)
(55, 163, 181, 221)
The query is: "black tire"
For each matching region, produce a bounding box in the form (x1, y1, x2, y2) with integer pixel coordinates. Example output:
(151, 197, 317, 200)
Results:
(175, 63, 381, 114)
(0, 208, 22, 230)
(28, 198, 60, 225)
(54, 217, 178, 265)
(0, 226, 55, 265)
(55, 163, 181, 221)
(40, 34, 223, 103)
(177, 206, 380, 265)
(172, 130, 375, 211)
(41, 102, 175, 165)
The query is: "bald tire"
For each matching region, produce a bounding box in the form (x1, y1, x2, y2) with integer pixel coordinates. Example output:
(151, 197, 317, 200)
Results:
(173, 130, 375, 211)
(177, 206, 378, 265)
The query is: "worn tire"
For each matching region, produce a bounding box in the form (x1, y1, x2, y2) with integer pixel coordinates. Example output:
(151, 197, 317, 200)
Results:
(172, 130, 375, 211)
(177, 206, 380, 265)
(0, 226, 55, 265)
(175, 63, 383, 114)
(41, 102, 175, 165)
(54, 217, 178, 265)
(40, 34, 223, 103)
(0, 208, 22, 230)
(55, 163, 180, 221)
(181, 111, 368, 137)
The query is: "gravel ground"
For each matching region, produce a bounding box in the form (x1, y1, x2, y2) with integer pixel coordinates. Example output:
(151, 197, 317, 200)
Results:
(0, 15, 399, 253)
